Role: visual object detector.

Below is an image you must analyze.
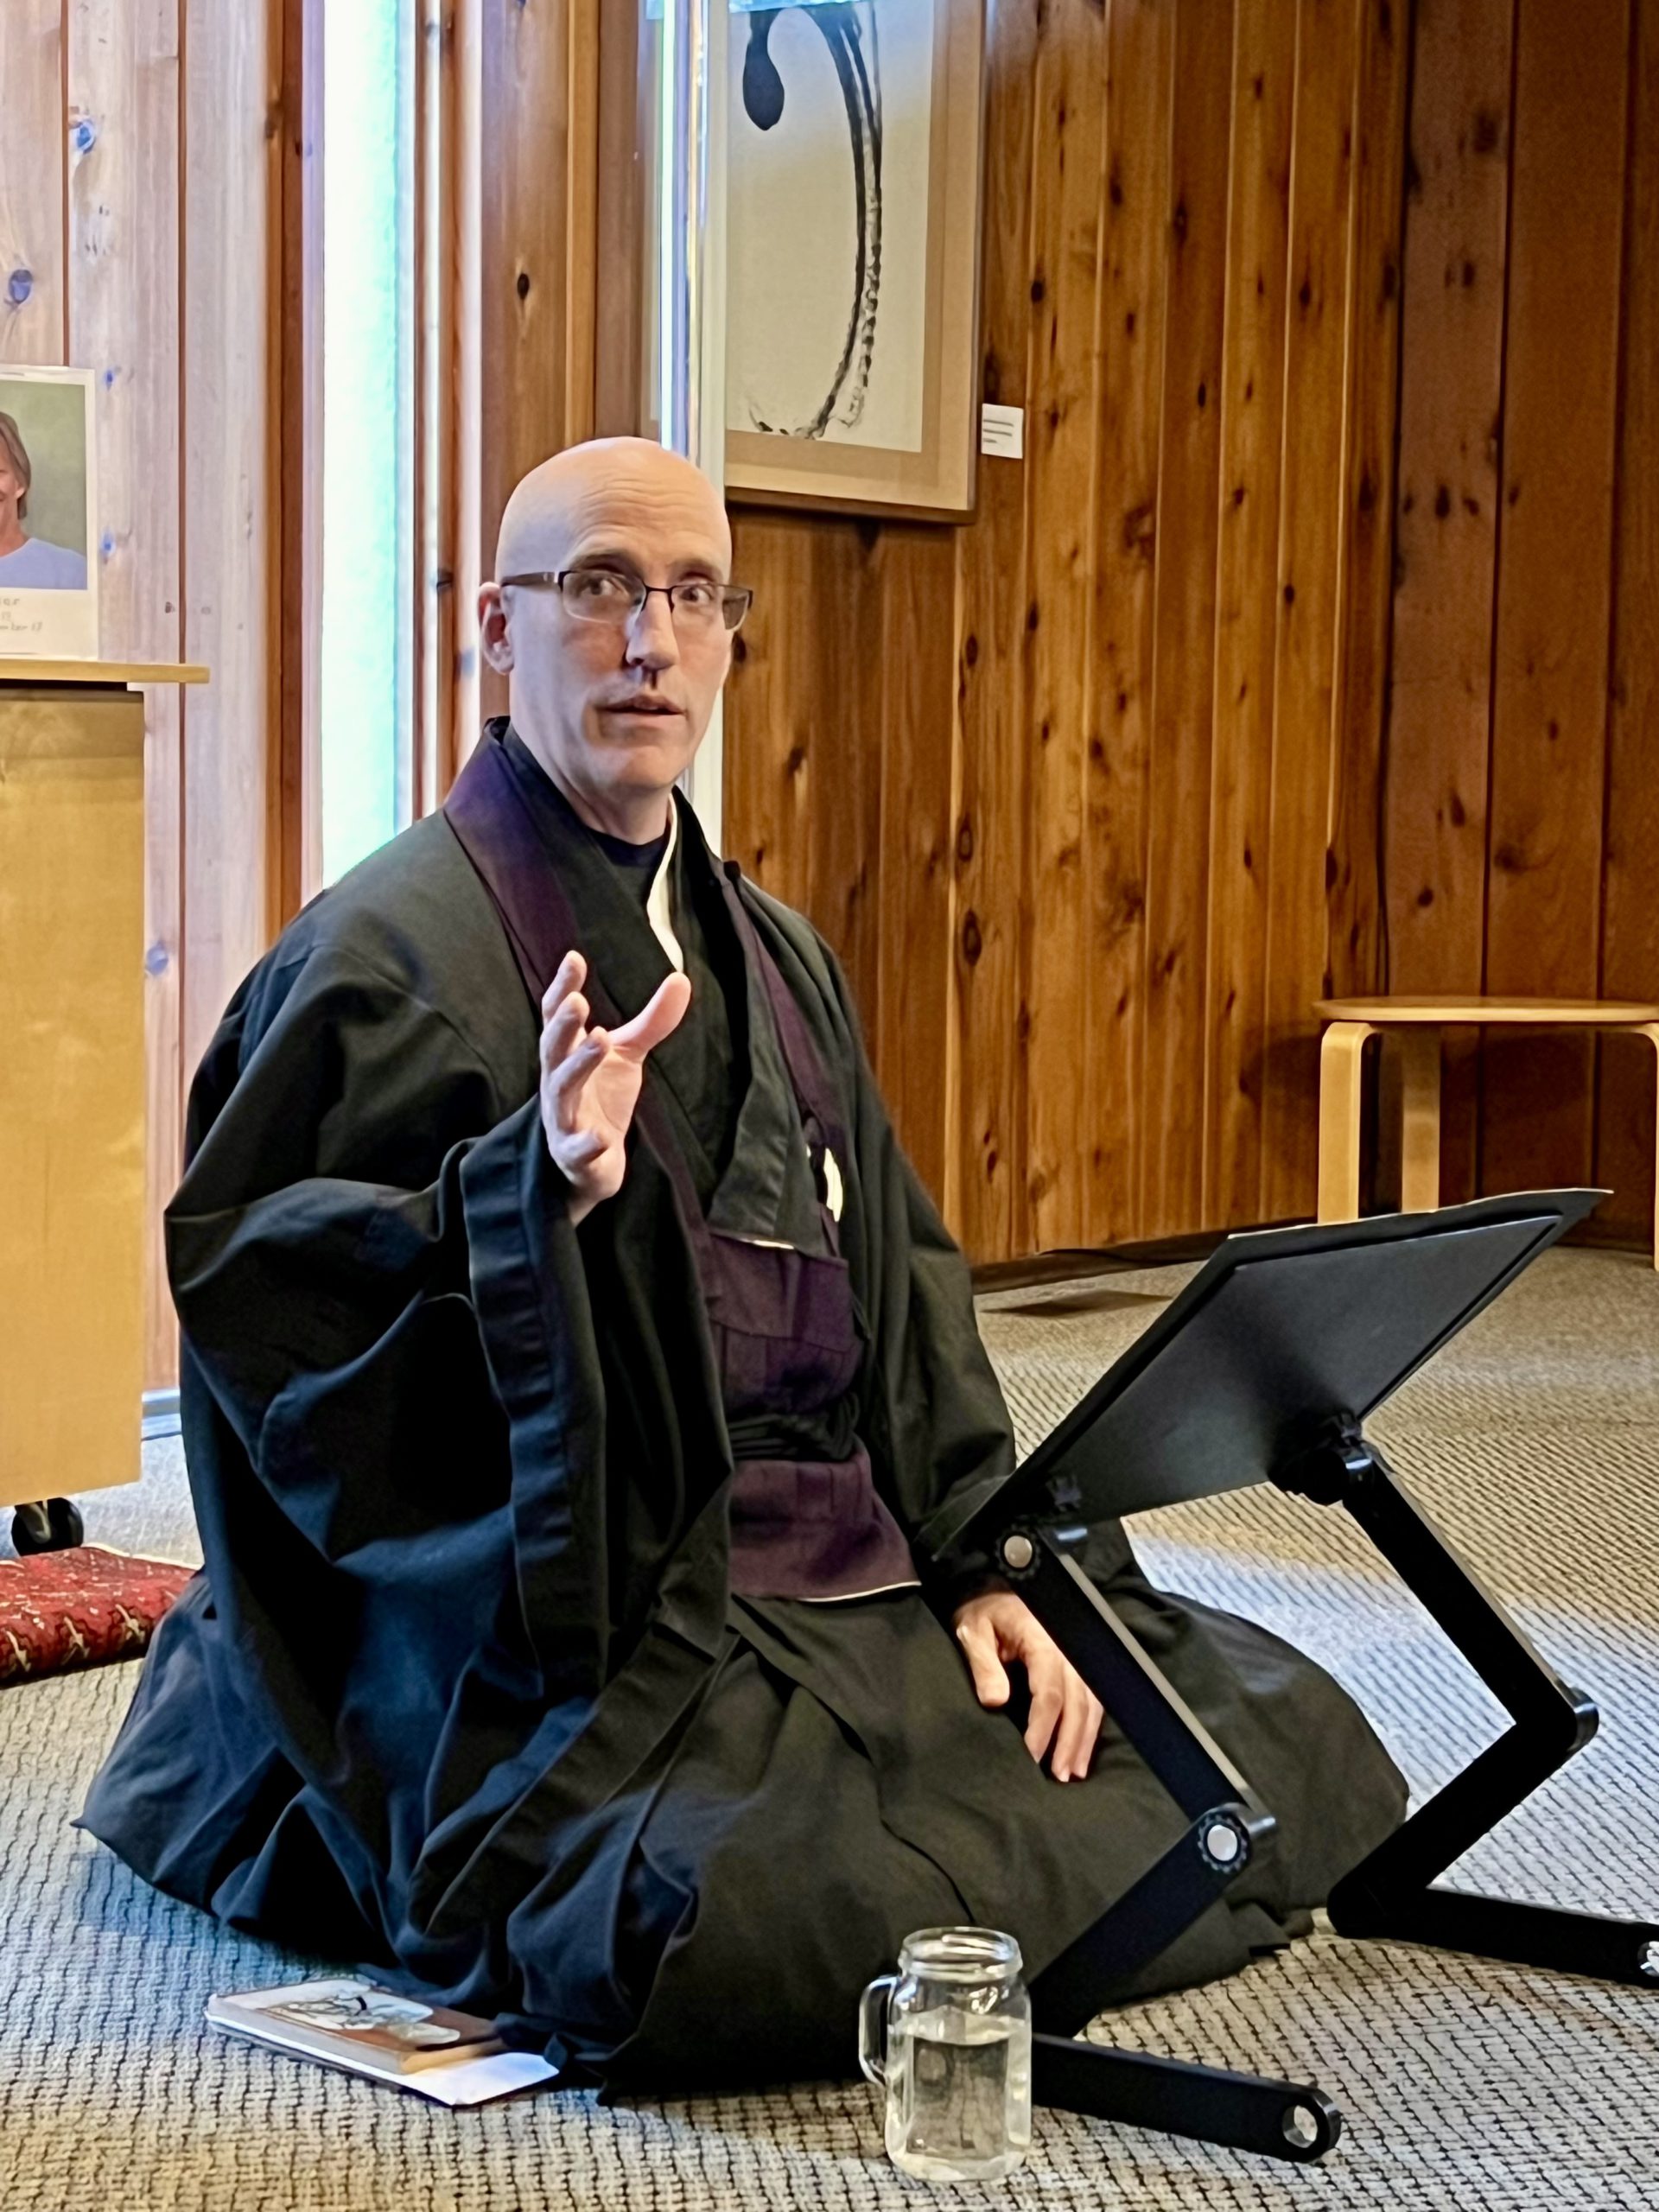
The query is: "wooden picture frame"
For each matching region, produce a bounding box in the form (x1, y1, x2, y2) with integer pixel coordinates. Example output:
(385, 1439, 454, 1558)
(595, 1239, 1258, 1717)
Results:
(723, 0, 985, 523)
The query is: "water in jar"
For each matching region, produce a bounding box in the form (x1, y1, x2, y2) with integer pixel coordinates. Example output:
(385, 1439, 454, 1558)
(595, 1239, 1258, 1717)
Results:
(883, 2002, 1033, 2183)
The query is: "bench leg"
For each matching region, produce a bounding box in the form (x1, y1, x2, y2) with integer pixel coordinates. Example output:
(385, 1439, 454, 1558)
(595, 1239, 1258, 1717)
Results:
(1317, 1023, 1376, 1223)
(1397, 1030, 1442, 1212)
(1644, 1027, 1659, 1272)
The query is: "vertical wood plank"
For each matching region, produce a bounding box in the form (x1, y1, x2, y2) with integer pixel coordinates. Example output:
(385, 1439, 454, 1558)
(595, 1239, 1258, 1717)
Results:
(1326, 0, 1410, 1014)
(563, 0, 599, 448)
(454, 0, 483, 759)
(1081, 0, 1173, 1247)
(181, 0, 277, 1077)
(67, 0, 185, 1391)
(724, 508, 883, 1028)
(275, 0, 323, 919)
(1596, 0, 1659, 1246)
(416, 0, 461, 814)
(593, 0, 643, 437)
(1382, 0, 1514, 1205)
(1481, 0, 1629, 1197)
(874, 524, 958, 1210)
(479, 0, 572, 718)
(804, 518, 883, 1035)
(1139, 0, 1234, 1239)
(1203, 0, 1294, 1228)
(0, 1, 67, 364)
(725, 511, 816, 916)
(952, 0, 1038, 1263)
(1259, 0, 1360, 1224)
(1024, 0, 1107, 1251)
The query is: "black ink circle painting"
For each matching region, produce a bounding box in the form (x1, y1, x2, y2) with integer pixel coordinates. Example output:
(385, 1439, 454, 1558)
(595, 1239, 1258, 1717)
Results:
(724, 0, 985, 519)
(731, 2, 918, 445)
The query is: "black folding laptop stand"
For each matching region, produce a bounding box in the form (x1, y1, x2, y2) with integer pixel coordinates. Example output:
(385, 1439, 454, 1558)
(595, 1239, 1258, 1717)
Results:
(925, 1191, 1658, 2164)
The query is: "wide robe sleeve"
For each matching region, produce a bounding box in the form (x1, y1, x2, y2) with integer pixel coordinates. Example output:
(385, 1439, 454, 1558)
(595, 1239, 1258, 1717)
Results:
(161, 940, 620, 1838)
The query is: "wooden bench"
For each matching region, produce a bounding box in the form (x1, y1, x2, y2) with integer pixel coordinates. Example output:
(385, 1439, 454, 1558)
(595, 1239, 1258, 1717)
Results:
(1313, 996, 1659, 1267)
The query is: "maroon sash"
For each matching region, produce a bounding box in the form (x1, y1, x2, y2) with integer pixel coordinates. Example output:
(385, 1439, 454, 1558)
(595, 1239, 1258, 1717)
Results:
(445, 734, 918, 1601)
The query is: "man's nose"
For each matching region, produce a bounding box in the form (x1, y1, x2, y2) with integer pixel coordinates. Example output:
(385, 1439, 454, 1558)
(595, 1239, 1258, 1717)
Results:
(624, 593, 681, 669)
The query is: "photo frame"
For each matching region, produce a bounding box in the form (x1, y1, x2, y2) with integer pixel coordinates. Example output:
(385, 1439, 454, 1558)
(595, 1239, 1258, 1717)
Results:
(0, 365, 99, 660)
(723, 0, 985, 522)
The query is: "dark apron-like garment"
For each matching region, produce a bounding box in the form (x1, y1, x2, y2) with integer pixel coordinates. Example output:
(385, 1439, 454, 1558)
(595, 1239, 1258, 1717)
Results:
(448, 735, 917, 1604)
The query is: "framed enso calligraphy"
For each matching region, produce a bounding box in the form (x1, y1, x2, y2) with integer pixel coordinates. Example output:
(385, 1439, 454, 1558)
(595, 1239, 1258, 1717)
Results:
(722, 0, 986, 521)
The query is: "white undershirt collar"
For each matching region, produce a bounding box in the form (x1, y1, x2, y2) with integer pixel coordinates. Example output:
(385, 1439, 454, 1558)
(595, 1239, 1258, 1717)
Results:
(645, 800, 685, 972)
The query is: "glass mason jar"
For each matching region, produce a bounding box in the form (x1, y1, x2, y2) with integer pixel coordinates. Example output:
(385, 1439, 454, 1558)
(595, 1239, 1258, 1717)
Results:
(858, 1926, 1033, 2183)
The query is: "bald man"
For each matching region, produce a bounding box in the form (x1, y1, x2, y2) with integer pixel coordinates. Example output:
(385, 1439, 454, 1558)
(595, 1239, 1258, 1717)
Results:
(84, 440, 1403, 2090)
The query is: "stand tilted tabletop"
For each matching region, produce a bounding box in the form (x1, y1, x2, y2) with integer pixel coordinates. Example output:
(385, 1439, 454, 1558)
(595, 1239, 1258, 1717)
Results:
(925, 1191, 1658, 2164)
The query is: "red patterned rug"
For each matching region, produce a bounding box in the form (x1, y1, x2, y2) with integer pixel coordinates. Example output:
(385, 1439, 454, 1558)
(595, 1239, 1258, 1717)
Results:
(0, 1546, 194, 1686)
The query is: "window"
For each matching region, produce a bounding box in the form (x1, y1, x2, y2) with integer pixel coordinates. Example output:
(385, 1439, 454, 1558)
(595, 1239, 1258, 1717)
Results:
(318, 0, 417, 886)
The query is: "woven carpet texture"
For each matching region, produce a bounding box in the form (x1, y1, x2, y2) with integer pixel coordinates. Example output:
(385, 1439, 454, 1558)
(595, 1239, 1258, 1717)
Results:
(1, 1248, 1656, 2209)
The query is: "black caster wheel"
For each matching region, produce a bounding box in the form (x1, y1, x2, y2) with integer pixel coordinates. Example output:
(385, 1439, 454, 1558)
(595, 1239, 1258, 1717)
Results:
(10, 1497, 85, 1555)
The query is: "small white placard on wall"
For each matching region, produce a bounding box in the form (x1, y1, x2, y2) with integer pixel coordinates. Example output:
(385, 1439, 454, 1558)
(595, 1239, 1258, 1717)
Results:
(979, 403, 1025, 461)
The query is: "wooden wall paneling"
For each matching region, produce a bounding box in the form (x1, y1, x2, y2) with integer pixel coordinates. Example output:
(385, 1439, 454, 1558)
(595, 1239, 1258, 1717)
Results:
(275, 0, 322, 921)
(1202, 0, 1294, 1229)
(950, 0, 1039, 1263)
(725, 512, 815, 914)
(562, 0, 600, 450)
(478, 0, 574, 719)
(0, 1, 67, 364)
(1595, 0, 1659, 1246)
(1382, 0, 1514, 1206)
(181, 0, 278, 1078)
(454, 0, 483, 760)
(1325, 0, 1410, 1015)
(873, 524, 959, 1210)
(1022, 0, 1107, 1251)
(66, 0, 185, 1389)
(1258, 0, 1361, 1223)
(593, 0, 644, 439)
(802, 520, 883, 1035)
(416, 0, 462, 815)
(1080, 0, 1173, 1247)
(1137, 0, 1235, 1241)
(724, 510, 884, 1032)
(1479, 0, 1630, 1198)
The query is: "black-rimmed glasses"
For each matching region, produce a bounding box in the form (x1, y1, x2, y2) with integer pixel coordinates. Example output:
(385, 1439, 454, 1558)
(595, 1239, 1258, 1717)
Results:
(500, 566, 753, 635)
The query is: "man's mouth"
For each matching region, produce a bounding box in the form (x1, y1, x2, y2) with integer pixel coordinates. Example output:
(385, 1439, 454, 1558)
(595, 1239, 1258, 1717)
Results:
(599, 700, 683, 718)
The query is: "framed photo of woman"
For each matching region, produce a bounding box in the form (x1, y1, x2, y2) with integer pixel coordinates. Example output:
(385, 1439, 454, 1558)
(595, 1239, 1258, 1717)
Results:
(0, 365, 99, 659)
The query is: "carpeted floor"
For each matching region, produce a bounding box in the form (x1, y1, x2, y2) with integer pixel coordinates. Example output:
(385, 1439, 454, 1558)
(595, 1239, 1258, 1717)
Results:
(3, 1246, 1656, 2210)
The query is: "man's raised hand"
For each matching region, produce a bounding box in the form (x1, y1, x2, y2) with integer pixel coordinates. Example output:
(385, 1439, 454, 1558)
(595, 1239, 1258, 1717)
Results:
(539, 950, 691, 1225)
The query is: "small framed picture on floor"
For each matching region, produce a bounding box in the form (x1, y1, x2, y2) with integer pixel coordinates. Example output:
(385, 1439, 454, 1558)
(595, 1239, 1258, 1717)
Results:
(0, 365, 99, 661)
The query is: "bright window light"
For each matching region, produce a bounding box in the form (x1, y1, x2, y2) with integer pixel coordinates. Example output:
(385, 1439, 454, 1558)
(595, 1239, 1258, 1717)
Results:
(319, 0, 416, 887)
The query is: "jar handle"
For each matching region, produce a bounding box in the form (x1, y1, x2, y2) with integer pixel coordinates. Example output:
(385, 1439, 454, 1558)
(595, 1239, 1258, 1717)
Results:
(857, 1974, 897, 2088)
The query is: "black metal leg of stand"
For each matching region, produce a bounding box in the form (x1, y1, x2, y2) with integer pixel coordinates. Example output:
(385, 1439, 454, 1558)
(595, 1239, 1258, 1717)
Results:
(1004, 1529, 1273, 2007)
(988, 1526, 1344, 2163)
(1033, 2035, 1342, 2164)
(1307, 1440, 1659, 1987)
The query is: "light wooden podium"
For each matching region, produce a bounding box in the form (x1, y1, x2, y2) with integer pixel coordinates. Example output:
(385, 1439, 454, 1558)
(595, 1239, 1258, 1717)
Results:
(0, 658, 207, 1550)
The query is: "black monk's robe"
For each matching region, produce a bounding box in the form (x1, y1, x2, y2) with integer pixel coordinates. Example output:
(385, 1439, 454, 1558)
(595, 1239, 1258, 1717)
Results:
(82, 721, 1406, 2090)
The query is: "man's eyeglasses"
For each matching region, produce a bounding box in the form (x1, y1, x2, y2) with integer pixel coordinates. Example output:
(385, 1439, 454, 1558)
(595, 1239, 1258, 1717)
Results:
(500, 567, 753, 636)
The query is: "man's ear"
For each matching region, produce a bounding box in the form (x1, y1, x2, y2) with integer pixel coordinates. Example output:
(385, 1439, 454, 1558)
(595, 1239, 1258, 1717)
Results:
(478, 582, 514, 675)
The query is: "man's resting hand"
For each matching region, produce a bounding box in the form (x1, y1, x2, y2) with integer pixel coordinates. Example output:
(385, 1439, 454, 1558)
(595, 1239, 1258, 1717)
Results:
(953, 1585, 1105, 1783)
(540, 950, 691, 1226)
